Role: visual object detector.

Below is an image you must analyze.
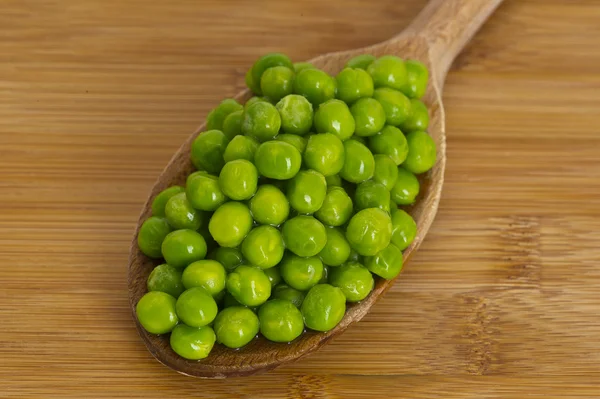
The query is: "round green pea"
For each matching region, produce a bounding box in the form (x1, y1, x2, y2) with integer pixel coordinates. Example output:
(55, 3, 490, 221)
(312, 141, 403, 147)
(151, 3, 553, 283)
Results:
(245, 96, 269, 109)
(181, 260, 226, 297)
(164, 192, 204, 230)
(147, 263, 184, 298)
(209, 202, 253, 247)
(214, 306, 259, 348)
(313, 99, 355, 141)
(367, 55, 408, 90)
(259, 299, 304, 343)
(223, 135, 260, 163)
(325, 174, 342, 187)
(161, 229, 207, 269)
(345, 54, 376, 70)
(282, 215, 327, 257)
(186, 173, 226, 211)
(272, 284, 305, 308)
(246, 69, 261, 94)
(372, 87, 412, 126)
(190, 130, 229, 174)
(319, 265, 329, 284)
(293, 62, 315, 73)
(136, 291, 178, 334)
(241, 101, 281, 142)
(206, 99, 243, 131)
(339, 139, 375, 183)
(314, 186, 353, 227)
(390, 167, 420, 205)
(250, 53, 294, 96)
(401, 99, 429, 132)
(402, 59, 429, 99)
(226, 265, 271, 307)
(373, 154, 399, 191)
(175, 287, 218, 327)
(275, 94, 313, 136)
(336, 68, 374, 104)
(250, 184, 289, 225)
(264, 266, 281, 287)
(260, 66, 294, 103)
(350, 97, 386, 137)
(391, 208, 417, 251)
(346, 208, 392, 256)
(138, 216, 172, 258)
(293, 68, 336, 106)
(304, 133, 345, 177)
(403, 131, 437, 174)
(218, 159, 258, 201)
(170, 324, 216, 360)
(365, 243, 403, 280)
(241, 226, 284, 269)
(301, 284, 346, 332)
(329, 261, 374, 302)
(355, 180, 391, 213)
(254, 141, 302, 180)
(319, 226, 351, 266)
(222, 109, 244, 140)
(210, 247, 244, 272)
(280, 253, 324, 291)
(287, 169, 327, 214)
(275, 134, 307, 154)
(151, 186, 185, 217)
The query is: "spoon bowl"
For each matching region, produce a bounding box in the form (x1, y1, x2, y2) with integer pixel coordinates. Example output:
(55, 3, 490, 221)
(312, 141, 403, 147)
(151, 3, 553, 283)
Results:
(128, 0, 503, 378)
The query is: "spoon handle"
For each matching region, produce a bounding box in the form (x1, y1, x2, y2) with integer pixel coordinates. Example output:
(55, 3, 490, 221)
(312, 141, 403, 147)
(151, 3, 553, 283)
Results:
(404, 0, 504, 83)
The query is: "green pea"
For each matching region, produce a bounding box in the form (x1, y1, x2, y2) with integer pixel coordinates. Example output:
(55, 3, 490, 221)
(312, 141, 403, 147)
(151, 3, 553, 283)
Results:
(301, 284, 346, 332)
(275, 134, 307, 154)
(246, 69, 261, 94)
(313, 99, 355, 141)
(367, 55, 408, 91)
(372, 87, 412, 126)
(325, 174, 342, 187)
(223, 135, 260, 163)
(403, 131, 437, 174)
(390, 167, 420, 205)
(226, 265, 271, 307)
(214, 306, 259, 348)
(218, 159, 258, 201)
(282, 215, 327, 257)
(245, 96, 269, 109)
(339, 139, 375, 183)
(294, 62, 315, 73)
(222, 109, 244, 140)
(241, 226, 285, 269)
(402, 59, 429, 99)
(346, 208, 392, 256)
(345, 54, 376, 70)
(206, 99, 243, 131)
(355, 180, 391, 213)
(147, 264, 184, 298)
(319, 226, 351, 266)
(138, 216, 172, 258)
(350, 135, 367, 146)
(293, 68, 336, 106)
(209, 202, 253, 247)
(198, 222, 217, 253)
(181, 260, 226, 297)
(314, 186, 353, 227)
(264, 266, 282, 287)
(210, 246, 244, 272)
(272, 284, 305, 308)
(259, 299, 304, 342)
(350, 98, 386, 137)
(336, 68, 374, 104)
(280, 253, 324, 291)
(175, 287, 218, 327)
(241, 101, 281, 142)
(329, 261, 374, 302)
(260, 66, 295, 103)
(170, 324, 216, 360)
(319, 265, 329, 283)
(254, 141, 302, 180)
(164, 192, 204, 230)
(365, 243, 403, 279)
(136, 291, 178, 334)
(287, 169, 327, 214)
(347, 248, 362, 263)
(391, 208, 417, 251)
(373, 154, 399, 191)
(304, 134, 346, 179)
(161, 229, 207, 269)
(275, 94, 313, 136)
(190, 130, 229, 174)
(250, 53, 294, 96)
(186, 173, 226, 211)
(401, 99, 429, 132)
(151, 186, 185, 217)
(249, 184, 289, 226)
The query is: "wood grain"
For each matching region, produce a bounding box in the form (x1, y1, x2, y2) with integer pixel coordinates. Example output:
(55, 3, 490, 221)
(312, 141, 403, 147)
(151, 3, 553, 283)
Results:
(1, 0, 600, 396)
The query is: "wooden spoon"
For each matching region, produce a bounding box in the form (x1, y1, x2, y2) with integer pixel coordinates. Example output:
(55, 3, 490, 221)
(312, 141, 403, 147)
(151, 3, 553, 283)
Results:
(128, 0, 503, 378)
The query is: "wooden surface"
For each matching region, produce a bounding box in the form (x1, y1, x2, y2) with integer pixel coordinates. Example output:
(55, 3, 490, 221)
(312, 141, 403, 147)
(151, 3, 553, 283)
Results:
(1, 0, 600, 397)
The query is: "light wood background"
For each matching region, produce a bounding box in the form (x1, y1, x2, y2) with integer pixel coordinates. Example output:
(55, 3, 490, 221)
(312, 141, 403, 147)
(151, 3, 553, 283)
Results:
(1, 0, 600, 397)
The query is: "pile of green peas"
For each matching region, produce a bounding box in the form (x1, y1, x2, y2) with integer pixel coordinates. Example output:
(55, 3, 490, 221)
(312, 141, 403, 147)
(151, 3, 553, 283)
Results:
(135, 52, 435, 360)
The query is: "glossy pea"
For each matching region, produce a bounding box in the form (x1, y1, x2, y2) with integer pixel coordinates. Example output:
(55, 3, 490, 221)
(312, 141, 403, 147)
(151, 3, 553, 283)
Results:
(319, 265, 329, 283)
(218, 159, 258, 201)
(350, 98, 386, 137)
(293, 68, 336, 106)
(403, 131, 437, 174)
(175, 287, 218, 327)
(354, 180, 390, 213)
(208, 202, 253, 247)
(164, 192, 204, 230)
(147, 263, 184, 298)
(222, 109, 244, 140)
(151, 186, 185, 217)
(136, 291, 178, 334)
(170, 325, 216, 360)
(373, 154, 399, 191)
(186, 173, 226, 211)
(275, 94, 313, 136)
(241, 226, 285, 269)
(304, 133, 345, 177)
(259, 299, 304, 343)
(280, 253, 324, 291)
(226, 265, 271, 307)
(301, 284, 346, 332)
(250, 184, 289, 226)
(336, 67, 374, 104)
(241, 101, 281, 142)
(138, 216, 172, 258)
(402, 59, 429, 99)
(325, 174, 342, 187)
(223, 135, 260, 163)
(339, 139, 375, 183)
(254, 141, 302, 180)
(161, 229, 207, 269)
(391, 208, 417, 251)
(190, 130, 229, 174)
(211, 246, 244, 272)
(206, 99, 243, 131)
(250, 53, 294, 96)
(401, 99, 429, 132)
(390, 168, 420, 205)
(346, 208, 392, 256)
(329, 261, 374, 302)
(345, 54, 376, 70)
(245, 96, 269, 109)
(372, 87, 412, 126)
(272, 284, 305, 308)
(276, 134, 307, 154)
(287, 169, 327, 214)
(264, 266, 282, 287)
(181, 260, 227, 297)
(367, 55, 408, 90)
(282, 215, 327, 257)
(313, 99, 355, 141)
(365, 243, 403, 280)
(246, 69, 261, 94)
(314, 186, 353, 227)
(261, 66, 295, 103)
(214, 306, 259, 348)
(293, 62, 315, 73)
(319, 226, 351, 266)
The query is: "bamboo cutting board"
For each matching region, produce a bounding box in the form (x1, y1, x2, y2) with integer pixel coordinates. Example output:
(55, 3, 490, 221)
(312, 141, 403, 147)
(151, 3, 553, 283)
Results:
(1, 0, 600, 397)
